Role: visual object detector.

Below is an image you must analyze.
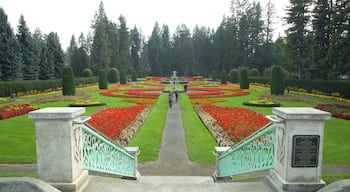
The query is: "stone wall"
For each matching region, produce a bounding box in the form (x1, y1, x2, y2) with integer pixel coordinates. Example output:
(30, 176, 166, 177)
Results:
(117, 106, 152, 147)
(193, 105, 234, 146)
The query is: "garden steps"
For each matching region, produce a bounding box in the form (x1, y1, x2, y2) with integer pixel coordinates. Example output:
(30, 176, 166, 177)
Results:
(84, 175, 276, 192)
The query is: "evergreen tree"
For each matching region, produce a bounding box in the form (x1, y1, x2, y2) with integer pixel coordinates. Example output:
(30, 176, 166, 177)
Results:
(98, 70, 108, 89)
(65, 35, 77, 65)
(160, 24, 172, 76)
(62, 66, 75, 96)
(239, 68, 249, 89)
(91, 1, 111, 74)
(82, 68, 93, 77)
(285, 0, 312, 79)
(172, 24, 193, 75)
(220, 69, 228, 84)
(130, 26, 141, 72)
(117, 15, 130, 72)
(120, 70, 127, 84)
(148, 22, 162, 75)
(229, 69, 240, 83)
(17, 15, 38, 80)
(46, 32, 64, 79)
(107, 67, 120, 83)
(271, 65, 285, 95)
(70, 47, 90, 77)
(0, 8, 23, 80)
(131, 70, 137, 81)
(312, 0, 332, 79)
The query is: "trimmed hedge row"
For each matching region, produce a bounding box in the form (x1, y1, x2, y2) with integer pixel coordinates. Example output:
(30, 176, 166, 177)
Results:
(0, 77, 98, 97)
(249, 77, 350, 99)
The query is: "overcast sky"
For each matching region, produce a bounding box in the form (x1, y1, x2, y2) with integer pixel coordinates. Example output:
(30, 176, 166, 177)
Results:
(1, 0, 289, 49)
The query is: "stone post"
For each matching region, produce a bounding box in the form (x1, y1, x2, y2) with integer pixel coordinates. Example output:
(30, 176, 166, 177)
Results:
(268, 107, 331, 192)
(29, 107, 90, 192)
(124, 147, 141, 179)
(212, 147, 231, 182)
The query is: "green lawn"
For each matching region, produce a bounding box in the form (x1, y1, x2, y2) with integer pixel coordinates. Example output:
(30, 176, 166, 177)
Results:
(128, 94, 168, 162)
(180, 94, 217, 165)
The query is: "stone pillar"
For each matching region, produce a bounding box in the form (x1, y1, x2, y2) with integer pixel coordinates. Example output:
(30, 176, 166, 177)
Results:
(29, 107, 90, 192)
(124, 147, 140, 179)
(268, 107, 331, 192)
(212, 147, 231, 182)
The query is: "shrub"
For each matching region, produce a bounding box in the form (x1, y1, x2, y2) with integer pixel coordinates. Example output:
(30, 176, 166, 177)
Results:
(229, 69, 239, 83)
(120, 70, 127, 84)
(62, 66, 75, 96)
(98, 70, 108, 89)
(240, 68, 249, 89)
(82, 68, 93, 77)
(220, 70, 227, 84)
(107, 67, 120, 83)
(271, 65, 284, 95)
(132, 70, 137, 81)
(211, 71, 217, 81)
(249, 68, 260, 77)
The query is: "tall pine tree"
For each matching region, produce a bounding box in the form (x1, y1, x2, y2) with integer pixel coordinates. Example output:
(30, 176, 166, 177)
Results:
(0, 8, 22, 80)
(17, 15, 39, 80)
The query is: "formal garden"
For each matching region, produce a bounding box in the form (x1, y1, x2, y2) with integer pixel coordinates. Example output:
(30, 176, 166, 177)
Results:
(0, 75, 350, 184)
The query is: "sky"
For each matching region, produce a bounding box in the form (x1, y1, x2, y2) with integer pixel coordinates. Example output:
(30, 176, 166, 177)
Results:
(1, 0, 289, 49)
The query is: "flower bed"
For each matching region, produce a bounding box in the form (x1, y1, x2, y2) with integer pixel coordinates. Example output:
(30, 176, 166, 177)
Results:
(190, 98, 227, 105)
(69, 100, 106, 107)
(88, 105, 150, 146)
(122, 98, 157, 105)
(188, 91, 249, 99)
(315, 104, 350, 120)
(202, 105, 270, 142)
(0, 103, 37, 120)
(243, 100, 280, 107)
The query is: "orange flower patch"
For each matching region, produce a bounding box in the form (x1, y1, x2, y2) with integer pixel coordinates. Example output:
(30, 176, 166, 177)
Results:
(122, 98, 157, 105)
(190, 98, 227, 105)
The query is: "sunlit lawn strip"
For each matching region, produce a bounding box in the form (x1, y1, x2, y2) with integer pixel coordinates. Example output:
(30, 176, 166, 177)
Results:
(180, 95, 217, 165)
(128, 94, 168, 163)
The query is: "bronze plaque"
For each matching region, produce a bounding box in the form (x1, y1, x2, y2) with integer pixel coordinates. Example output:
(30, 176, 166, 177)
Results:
(292, 135, 320, 167)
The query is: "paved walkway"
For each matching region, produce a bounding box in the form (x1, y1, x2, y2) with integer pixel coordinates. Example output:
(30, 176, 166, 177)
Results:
(137, 99, 215, 176)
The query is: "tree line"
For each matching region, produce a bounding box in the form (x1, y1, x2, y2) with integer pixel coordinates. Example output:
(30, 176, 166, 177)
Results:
(0, 0, 349, 82)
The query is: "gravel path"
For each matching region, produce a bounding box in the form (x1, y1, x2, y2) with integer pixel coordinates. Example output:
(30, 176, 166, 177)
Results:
(137, 100, 215, 176)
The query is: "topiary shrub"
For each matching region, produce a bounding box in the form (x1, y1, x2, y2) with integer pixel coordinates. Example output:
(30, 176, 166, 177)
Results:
(271, 65, 285, 95)
(131, 70, 137, 81)
(249, 68, 260, 77)
(120, 70, 127, 84)
(82, 68, 93, 77)
(62, 66, 75, 95)
(229, 69, 239, 83)
(220, 69, 227, 84)
(211, 71, 217, 81)
(107, 67, 120, 83)
(98, 70, 108, 89)
(240, 68, 249, 89)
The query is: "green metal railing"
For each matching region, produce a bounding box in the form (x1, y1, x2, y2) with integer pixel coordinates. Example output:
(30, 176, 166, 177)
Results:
(81, 123, 137, 178)
(217, 122, 277, 177)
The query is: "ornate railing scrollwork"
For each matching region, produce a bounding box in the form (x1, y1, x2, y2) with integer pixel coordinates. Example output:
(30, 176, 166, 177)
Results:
(81, 124, 136, 178)
(217, 123, 277, 177)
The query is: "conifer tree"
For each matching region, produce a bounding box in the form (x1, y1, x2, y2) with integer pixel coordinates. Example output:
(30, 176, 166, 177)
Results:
(17, 15, 39, 80)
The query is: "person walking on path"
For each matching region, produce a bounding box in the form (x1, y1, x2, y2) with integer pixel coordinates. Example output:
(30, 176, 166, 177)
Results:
(175, 90, 178, 103)
(168, 92, 173, 108)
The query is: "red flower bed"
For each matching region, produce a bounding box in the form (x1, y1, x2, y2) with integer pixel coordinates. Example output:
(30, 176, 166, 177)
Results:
(315, 104, 350, 120)
(125, 90, 161, 96)
(88, 106, 146, 140)
(0, 103, 37, 120)
(202, 105, 269, 142)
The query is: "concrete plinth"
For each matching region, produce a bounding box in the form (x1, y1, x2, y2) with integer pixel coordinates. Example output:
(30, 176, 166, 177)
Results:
(268, 107, 331, 192)
(29, 107, 90, 192)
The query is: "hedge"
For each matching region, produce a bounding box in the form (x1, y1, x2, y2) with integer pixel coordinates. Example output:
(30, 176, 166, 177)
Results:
(249, 77, 350, 99)
(0, 77, 98, 97)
